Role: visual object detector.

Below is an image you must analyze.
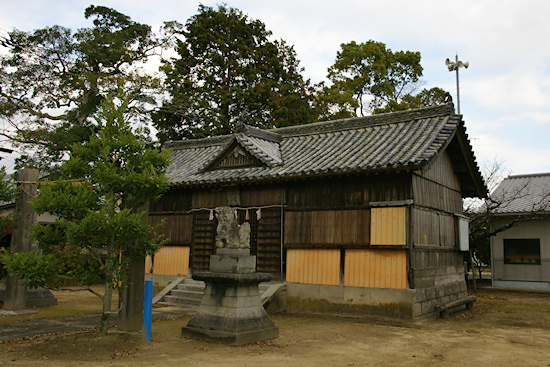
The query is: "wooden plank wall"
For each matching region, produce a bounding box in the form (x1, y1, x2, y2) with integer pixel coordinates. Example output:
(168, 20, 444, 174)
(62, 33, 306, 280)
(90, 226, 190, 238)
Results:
(286, 249, 340, 285)
(240, 185, 281, 207)
(412, 176, 463, 214)
(421, 151, 461, 191)
(149, 189, 192, 213)
(285, 174, 412, 289)
(412, 208, 440, 245)
(412, 150, 463, 248)
(410, 150, 466, 300)
(286, 174, 411, 210)
(411, 207, 458, 248)
(370, 207, 406, 245)
(344, 249, 407, 289)
(439, 214, 456, 246)
(193, 188, 228, 208)
(411, 201, 458, 248)
(145, 246, 190, 275)
(284, 210, 370, 247)
(412, 153, 463, 214)
(149, 214, 192, 245)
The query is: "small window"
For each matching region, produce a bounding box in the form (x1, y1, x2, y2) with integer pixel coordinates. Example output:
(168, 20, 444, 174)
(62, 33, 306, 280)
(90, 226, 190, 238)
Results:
(503, 239, 541, 265)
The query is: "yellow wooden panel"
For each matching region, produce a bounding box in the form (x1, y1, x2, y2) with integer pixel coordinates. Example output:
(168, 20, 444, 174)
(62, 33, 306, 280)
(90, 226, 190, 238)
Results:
(370, 207, 406, 245)
(344, 249, 407, 289)
(145, 246, 190, 276)
(286, 249, 340, 285)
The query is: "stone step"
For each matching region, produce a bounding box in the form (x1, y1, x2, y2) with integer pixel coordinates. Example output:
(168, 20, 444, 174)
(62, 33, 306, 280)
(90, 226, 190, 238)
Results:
(175, 283, 205, 292)
(182, 278, 206, 285)
(163, 295, 202, 306)
(156, 277, 283, 310)
(170, 289, 204, 299)
(157, 278, 204, 307)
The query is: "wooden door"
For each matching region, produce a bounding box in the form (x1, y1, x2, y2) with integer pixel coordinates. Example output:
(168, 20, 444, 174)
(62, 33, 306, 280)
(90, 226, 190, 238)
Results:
(190, 211, 216, 272)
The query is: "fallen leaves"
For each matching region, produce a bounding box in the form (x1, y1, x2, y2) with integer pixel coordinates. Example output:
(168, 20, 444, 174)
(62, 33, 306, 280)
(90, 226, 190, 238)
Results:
(111, 348, 133, 359)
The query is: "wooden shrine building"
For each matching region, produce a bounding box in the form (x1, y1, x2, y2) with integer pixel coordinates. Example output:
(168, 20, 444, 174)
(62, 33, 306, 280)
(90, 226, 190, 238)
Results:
(147, 103, 487, 319)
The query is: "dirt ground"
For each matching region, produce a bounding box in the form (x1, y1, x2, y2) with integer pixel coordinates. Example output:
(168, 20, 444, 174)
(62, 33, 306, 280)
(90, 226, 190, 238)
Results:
(1, 285, 549, 367)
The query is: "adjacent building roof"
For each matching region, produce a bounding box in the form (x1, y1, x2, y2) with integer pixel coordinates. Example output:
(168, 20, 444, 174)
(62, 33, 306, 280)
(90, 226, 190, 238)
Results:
(491, 173, 550, 214)
(165, 103, 486, 198)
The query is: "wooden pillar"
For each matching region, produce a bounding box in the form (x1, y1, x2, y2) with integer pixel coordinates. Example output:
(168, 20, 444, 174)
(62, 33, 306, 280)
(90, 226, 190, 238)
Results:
(4, 169, 38, 310)
(118, 201, 148, 332)
(118, 255, 146, 332)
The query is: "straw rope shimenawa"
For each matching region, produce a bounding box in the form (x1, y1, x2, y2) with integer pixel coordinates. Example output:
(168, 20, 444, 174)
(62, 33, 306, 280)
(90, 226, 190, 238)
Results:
(14, 180, 284, 217)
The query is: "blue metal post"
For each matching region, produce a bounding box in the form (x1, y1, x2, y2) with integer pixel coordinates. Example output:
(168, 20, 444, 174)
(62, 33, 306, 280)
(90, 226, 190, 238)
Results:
(143, 280, 153, 343)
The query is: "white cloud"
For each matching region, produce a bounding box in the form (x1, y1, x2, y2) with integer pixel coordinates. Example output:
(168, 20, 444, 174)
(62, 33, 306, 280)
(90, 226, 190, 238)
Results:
(468, 71, 550, 114)
(471, 132, 550, 176)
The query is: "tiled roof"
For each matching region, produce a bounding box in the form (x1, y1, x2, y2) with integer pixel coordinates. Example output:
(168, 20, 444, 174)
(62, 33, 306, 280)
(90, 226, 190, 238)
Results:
(164, 103, 484, 196)
(491, 173, 550, 214)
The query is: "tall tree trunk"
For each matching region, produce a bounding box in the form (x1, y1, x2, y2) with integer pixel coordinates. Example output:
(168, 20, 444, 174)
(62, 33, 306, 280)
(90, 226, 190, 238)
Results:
(100, 281, 113, 335)
(469, 249, 477, 293)
(478, 265, 483, 281)
(118, 255, 145, 332)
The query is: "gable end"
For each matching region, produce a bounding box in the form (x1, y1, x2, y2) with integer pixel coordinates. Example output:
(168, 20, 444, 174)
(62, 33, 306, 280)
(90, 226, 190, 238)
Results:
(205, 140, 263, 171)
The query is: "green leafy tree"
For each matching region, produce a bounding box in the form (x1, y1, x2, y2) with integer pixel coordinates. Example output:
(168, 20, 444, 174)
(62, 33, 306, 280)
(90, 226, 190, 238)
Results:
(0, 5, 163, 172)
(154, 4, 320, 140)
(0, 167, 16, 279)
(373, 87, 449, 114)
(407, 87, 449, 108)
(324, 40, 425, 116)
(1, 91, 170, 334)
(315, 83, 358, 120)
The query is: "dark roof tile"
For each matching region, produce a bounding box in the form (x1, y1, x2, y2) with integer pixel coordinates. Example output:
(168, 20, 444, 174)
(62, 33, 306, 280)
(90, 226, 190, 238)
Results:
(165, 104, 483, 196)
(492, 173, 550, 214)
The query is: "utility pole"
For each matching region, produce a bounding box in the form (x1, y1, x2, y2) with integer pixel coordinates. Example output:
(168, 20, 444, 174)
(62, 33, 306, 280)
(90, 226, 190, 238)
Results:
(445, 55, 469, 115)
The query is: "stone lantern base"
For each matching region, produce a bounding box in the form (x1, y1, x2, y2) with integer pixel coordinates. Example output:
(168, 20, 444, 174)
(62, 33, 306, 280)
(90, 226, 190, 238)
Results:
(182, 249, 279, 345)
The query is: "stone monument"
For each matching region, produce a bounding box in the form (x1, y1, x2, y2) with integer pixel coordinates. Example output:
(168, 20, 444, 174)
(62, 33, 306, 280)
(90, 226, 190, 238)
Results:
(182, 206, 279, 345)
(1, 169, 56, 310)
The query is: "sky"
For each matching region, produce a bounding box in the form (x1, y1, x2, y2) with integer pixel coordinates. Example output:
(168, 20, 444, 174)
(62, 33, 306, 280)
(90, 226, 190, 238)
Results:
(1, 0, 549, 178)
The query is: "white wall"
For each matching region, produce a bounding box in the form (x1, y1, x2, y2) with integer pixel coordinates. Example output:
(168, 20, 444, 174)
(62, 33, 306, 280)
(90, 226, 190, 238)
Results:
(491, 217, 550, 288)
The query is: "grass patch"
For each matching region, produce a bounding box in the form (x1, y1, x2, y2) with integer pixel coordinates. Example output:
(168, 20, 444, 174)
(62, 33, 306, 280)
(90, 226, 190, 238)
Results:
(0, 285, 118, 325)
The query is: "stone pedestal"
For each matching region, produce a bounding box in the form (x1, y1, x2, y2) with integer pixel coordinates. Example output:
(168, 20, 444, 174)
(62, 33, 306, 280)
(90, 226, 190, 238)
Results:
(0, 281, 57, 308)
(182, 248, 279, 345)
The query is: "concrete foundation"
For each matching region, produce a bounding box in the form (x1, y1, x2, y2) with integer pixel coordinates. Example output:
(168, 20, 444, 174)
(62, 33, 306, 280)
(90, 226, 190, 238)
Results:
(286, 283, 415, 319)
(285, 281, 470, 320)
(492, 279, 550, 291)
